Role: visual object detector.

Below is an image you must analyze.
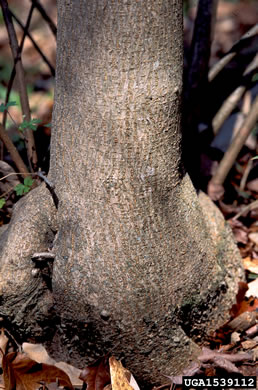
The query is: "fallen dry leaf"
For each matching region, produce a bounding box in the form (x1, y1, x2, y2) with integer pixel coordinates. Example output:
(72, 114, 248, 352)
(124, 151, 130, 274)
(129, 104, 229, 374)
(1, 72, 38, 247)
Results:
(0, 329, 8, 365)
(55, 362, 82, 387)
(230, 281, 249, 317)
(79, 356, 110, 390)
(241, 340, 258, 350)
(2, 351, 73, 390)
(243, 257, 258, 275)
(109, 357, 135, 390)
(253, 346, 258, 361)
(22, 343, 55, 365)
(246, 278, 258, 298)
(249, 232, 258, 246)
(247, 178, 258, 193)
(23, 343, 82, 387)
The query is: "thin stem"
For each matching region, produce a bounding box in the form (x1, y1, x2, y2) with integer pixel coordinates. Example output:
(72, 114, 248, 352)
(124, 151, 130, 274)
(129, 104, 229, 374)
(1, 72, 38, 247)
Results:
(2, 3, 35, 128)
(30, 0, 57, 38)
(211, 96, 258, 186)
(232, 199, 258, 221)
(208, 24, 258, 82)
(0, 123, 29, 177)
(0, 0, 38, 172)
(240, 159, 253, 191)
(212, 56, 258, 136)
(0, 172, 31, 181)
(1, 185, 16, 198)
(10, 10, 55, 77)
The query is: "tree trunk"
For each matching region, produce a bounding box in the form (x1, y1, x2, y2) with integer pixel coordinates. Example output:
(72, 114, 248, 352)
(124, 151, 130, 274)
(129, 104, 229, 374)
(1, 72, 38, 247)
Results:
(0, 1, 243, 386)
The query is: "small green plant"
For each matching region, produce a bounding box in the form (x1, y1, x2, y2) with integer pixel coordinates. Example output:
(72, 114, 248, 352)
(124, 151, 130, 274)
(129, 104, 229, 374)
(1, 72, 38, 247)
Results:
(14, 177, 34, 196)
(0, 101, 17, 112)
(19, 117, 41, 132)
(0, 100, 42, 132)
(0, 198, 6, 209)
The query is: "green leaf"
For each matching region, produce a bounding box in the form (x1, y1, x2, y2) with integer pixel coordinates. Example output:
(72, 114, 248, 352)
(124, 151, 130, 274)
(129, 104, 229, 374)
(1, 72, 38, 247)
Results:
(252, 73, 258, 82)
(15, 183, 26, 196)
(19, 118, 41, 132)
(22, 186, 31, 194)
(44, 123, 51, 128)
(15, 177, 34, 196)
(24, 177, 34, 187)
(0, 101, 17, 112)
(0, 198, 6, 208)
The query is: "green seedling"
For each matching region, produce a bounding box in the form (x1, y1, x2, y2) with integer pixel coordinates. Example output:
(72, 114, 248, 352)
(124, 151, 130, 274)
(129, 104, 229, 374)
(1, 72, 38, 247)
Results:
(0, 198, 6, 209)
(0, 101, 17, 112)
(19, 118, 41, 132)
(14, 177, 34, 196)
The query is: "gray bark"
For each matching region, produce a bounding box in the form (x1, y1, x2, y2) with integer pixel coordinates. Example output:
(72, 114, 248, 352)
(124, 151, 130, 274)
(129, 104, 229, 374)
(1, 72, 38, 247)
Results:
(0, 1, 243, 386)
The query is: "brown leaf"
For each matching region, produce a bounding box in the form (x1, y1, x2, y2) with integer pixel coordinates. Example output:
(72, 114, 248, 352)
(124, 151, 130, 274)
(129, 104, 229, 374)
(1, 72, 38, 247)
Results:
(249, 232, 258, 246)
(229, 281, 249, 317)
(2, 351, 73, 390)
(243, 257, 258, 275)
(0, 329, 8, 365)
(79, 356, 110, 390)
(247, 178, 258, 193)
(22, 343, 55, 365)
(22, 343, 82, 387)
(246, 279, 258, 299)
(241, 340, 258, 350)
(109, 357, 134, 390)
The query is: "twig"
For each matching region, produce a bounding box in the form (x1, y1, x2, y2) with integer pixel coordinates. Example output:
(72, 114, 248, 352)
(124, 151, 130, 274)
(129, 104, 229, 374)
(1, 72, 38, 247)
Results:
(37, 171, 59, 209)
(2, 328, 21, 351)
(30, 0, 57, 38)
(232, 199, 258, 221)
(36, 170, 54, 188)
(240, 158, 253, 191)
(208, 24, 258, 82)
(0, 0, 38, 172)
(1, 186, 16, 198)
(0, 123, 29, 177)
(10, 10, 55, 76)
(0, 172, 31, 181)
(210, 96, 258, 187)
(2, 3, 35, 129)
(212, 55, 258, 136)
(152, 384, 171, 390)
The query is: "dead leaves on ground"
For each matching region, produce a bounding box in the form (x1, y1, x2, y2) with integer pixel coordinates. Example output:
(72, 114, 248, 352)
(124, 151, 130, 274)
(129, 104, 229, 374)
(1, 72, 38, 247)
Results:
(1, 349, 73, 390)
(79, 356, 110, 390)
(0, 333, 140, 390)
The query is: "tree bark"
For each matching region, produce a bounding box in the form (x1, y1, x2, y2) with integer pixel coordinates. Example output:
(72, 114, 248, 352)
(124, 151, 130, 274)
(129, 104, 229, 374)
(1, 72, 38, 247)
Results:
(0, 1, 243, 386)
